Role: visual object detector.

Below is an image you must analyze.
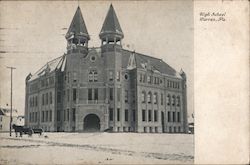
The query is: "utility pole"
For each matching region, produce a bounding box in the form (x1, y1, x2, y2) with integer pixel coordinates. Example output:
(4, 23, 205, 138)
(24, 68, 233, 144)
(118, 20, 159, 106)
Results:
(6, 66, 16, 137)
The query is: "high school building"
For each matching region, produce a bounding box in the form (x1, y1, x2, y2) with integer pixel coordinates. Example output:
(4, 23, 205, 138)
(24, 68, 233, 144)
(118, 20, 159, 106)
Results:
(25, 5, 188, 133)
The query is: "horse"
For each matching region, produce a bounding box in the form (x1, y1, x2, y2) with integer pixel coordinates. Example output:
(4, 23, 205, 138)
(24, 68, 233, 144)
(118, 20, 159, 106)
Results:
(12, 124, 33, 137)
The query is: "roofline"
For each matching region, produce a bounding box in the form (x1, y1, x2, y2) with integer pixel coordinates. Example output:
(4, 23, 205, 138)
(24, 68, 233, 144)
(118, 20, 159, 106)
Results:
(122, 48, 162, 61)
(30, 54, 65, 78)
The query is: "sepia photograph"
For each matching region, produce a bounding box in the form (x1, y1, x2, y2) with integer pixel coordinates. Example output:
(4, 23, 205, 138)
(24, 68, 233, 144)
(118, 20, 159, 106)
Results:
(0, 0, 194, 164)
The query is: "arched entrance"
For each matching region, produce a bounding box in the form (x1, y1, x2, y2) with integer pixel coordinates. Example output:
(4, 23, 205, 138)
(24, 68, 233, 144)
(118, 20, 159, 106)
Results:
(84, 114, 100, 132)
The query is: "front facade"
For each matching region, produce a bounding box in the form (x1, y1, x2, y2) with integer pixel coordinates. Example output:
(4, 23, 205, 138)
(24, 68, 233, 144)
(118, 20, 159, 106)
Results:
(25, 5, 188, 133)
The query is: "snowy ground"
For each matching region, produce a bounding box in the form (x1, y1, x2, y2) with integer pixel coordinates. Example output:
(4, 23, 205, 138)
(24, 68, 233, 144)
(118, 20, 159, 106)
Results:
(0, 132, 194, 164)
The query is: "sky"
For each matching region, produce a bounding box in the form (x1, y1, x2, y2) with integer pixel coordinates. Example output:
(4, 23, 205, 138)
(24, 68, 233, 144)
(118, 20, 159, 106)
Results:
(0, 1, 193, 118)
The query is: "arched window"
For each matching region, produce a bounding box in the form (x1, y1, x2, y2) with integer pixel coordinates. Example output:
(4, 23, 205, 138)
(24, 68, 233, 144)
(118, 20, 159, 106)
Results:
(147, 92, 152, 104)
(172, 95, 176, 106)
(141, 91, 146, 103)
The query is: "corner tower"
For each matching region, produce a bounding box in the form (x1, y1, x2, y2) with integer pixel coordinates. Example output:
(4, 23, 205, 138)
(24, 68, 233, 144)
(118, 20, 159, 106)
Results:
(66, 6, 90, 55)
(99, 4, 124, 52)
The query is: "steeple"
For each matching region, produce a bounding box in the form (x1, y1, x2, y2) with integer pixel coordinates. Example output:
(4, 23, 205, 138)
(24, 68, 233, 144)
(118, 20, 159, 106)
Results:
(99, 4, 124, 47)
(66, 6, 90, 54)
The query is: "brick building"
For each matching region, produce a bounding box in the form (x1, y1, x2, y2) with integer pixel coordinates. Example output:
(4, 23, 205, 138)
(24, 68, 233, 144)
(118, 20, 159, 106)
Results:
(25, 5, 188, 133)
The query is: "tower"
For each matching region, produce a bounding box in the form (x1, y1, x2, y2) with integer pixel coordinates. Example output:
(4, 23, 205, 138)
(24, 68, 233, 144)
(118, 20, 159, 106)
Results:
(99, 4, 124, 132)
(65, 6, 90, 55)
(99, 4, 124, 52)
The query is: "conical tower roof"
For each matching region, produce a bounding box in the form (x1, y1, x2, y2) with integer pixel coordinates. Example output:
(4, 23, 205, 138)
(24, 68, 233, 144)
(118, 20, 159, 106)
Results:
(66, 6, 89, 39)
(100, 4, 123, 37)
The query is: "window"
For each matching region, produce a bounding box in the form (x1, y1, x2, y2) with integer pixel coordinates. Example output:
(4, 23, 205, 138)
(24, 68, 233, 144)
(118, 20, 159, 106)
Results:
(63, 110, 66, 121)
(177, 96, 180, 107)
(89, 70, 98, 82)
(132, 109, 135, 122)
(116, 71, 120, 81)
(143, 75, 146, 83)
(154, 110, 158, 122)
(42, 94, 45, 105)
(30, 98, 32, 107)
(94, 88, 98, 100)
(109, 71, 113, 81)
(88, 88, 92, 100)
(67, 89, 70, 102)
(109, 88, 113, 100)
(177, 112, 180, 122)
(125, 90, 128, 103)
(57, 111, 61, 121)
(49, 110, 52, 122)
(72, 108, 76, 121)
(73, 72, 77, 82)
(88, 70, 93, 82)
(147, 75, 150, 83)
(172, 95, 176, 106)
(142, 92, 146, 103)
(45, 111, 48, 122)
(45, 93, 49, 105)
(167, 94, 171, 106)
(109, 108, 113, 121)
(139, 74, 143, 82)
(147, 92, 152, 104)
(49, 92, 52, 104)
(117, 88, 121, 102)
(90, 55, 96, 62)
(93, 70, 98, 82)
(173, 112, 176, 122)
(125, 109, 128, 122)
(35, 112, 37, 122)
(67, 109, 70, 121)
(153, 93, 157, 104)
(168, 111, 171, 122)
(148, 110, 152, 122)
(73, 88, 77, 101)
(124, 74, 128, 80)
(161, 93, 163, 105)
(117, 108, 120, 121)
(142, 109, 146, 121)
(35, 96, 38, 106)
(57, 92, 61, 103)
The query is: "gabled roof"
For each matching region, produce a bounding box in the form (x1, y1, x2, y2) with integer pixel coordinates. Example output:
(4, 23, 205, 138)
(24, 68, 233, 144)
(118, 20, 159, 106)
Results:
(66, 6, 89, 38)
(29, 55, 66, 81)
(121, 49, 181, 78)
(100, 4, 123, 36)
